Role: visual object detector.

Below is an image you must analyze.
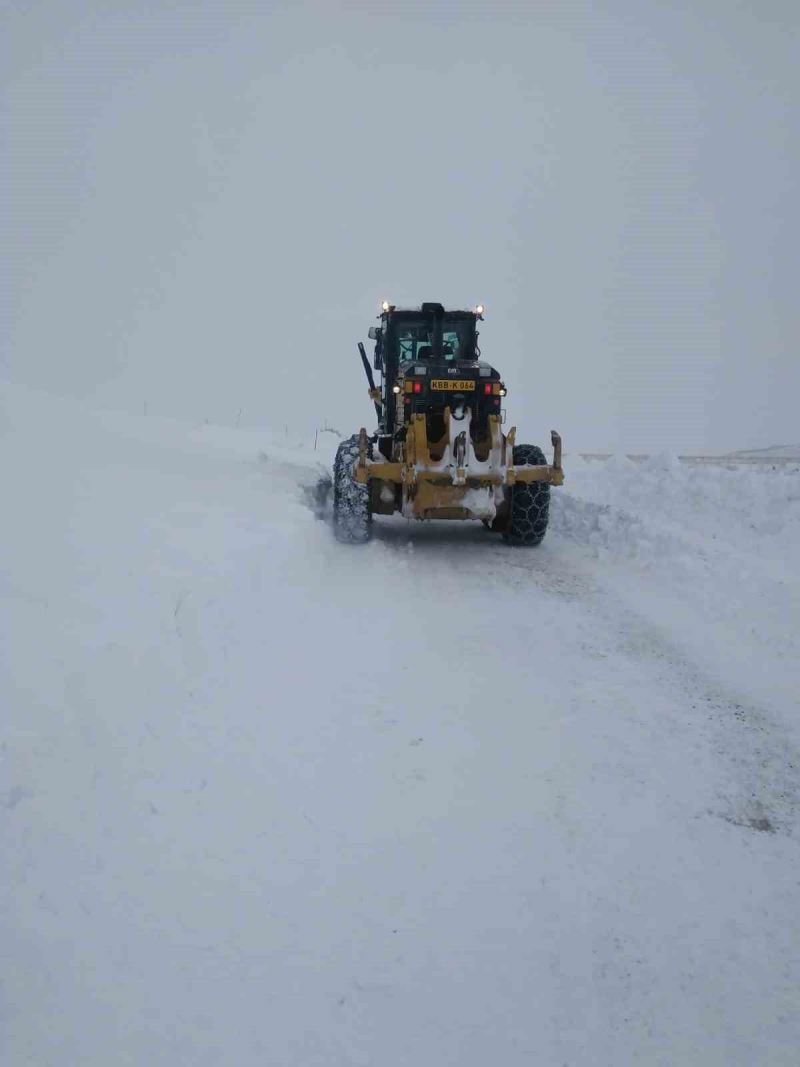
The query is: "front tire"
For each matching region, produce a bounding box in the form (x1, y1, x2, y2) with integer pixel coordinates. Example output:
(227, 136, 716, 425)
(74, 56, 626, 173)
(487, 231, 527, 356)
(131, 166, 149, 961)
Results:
(333, 435, 372, 543)
(503, 444, 550, 546)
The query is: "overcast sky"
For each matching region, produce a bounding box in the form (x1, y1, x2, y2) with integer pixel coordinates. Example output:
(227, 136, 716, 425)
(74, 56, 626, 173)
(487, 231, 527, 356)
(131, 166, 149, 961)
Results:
(2, 1, 797, 452)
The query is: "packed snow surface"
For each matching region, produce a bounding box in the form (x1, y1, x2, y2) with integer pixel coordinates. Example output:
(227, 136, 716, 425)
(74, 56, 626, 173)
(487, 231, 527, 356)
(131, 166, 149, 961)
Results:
(3, 382, 799, 1065)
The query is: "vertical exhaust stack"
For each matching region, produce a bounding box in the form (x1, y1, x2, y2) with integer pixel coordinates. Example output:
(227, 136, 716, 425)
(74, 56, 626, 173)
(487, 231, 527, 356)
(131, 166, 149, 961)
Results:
(358, 342, 382, 422)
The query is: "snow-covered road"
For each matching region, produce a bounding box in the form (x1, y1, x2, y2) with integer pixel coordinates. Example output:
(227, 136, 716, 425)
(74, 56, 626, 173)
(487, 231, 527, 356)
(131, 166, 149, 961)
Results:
(3, 383, 799, 1065)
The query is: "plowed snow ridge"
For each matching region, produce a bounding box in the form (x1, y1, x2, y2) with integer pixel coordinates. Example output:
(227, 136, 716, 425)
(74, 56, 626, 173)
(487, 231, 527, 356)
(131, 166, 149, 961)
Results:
(2, 382, 799, 1066)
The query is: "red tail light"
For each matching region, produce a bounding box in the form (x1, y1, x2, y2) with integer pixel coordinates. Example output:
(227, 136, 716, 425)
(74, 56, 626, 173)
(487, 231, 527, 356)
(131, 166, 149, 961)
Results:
(413, 381, 422, 394)
(484, 382, 492, 395)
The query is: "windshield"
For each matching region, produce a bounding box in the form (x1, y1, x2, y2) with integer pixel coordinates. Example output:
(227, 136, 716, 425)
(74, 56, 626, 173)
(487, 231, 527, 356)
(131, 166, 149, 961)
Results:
(391, 315, 476, 364)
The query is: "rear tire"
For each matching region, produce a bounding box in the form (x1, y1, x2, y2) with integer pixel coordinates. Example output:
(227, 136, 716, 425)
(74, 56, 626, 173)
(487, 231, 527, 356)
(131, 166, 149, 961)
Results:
(333, 435, 372, 543)
(503, 444, 550, 546)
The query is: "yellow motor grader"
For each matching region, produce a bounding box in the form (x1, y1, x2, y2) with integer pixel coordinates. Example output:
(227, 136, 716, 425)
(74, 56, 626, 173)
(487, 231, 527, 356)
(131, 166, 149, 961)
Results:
(333, 301, 563, 545)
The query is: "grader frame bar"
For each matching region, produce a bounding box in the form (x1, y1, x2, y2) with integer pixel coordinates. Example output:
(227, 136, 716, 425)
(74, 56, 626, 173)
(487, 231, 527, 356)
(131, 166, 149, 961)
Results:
(354, 410, 563, 521)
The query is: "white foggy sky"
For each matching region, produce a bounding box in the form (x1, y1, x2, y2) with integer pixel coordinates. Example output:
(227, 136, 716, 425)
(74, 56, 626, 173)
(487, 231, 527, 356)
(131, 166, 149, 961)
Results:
(2, 1, 797, 451)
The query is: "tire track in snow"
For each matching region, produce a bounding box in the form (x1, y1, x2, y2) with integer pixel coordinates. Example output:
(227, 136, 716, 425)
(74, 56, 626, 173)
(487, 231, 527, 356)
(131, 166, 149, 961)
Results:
(310, 463, 800, 838)
(493, 533, 800, 838)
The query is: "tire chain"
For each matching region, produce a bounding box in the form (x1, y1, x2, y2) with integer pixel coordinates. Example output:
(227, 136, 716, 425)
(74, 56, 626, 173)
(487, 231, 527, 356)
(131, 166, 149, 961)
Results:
(333, 435, 373, 543)
(503, 444, 550, 546)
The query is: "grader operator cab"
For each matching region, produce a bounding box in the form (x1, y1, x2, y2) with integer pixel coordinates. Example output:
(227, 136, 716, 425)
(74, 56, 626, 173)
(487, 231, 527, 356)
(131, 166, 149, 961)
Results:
(333, 301, 563, 545)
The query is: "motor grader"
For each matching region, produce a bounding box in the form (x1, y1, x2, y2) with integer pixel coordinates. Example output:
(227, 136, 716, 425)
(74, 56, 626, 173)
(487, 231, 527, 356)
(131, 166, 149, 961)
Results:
(333, 301, 563, 545)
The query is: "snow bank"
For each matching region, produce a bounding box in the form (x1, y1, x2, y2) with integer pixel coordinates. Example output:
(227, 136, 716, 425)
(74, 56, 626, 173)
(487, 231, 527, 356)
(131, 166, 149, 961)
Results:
(554, 453, 800, 566)
(552, 453, 800, 713)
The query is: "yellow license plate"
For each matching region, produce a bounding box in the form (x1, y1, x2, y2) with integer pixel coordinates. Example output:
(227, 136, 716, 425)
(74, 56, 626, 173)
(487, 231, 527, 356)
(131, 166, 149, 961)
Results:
(430, 379, 476, 391)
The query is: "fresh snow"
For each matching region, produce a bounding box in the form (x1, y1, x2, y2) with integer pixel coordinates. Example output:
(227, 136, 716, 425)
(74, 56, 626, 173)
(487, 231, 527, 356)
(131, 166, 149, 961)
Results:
(3, 381, 799, 1065)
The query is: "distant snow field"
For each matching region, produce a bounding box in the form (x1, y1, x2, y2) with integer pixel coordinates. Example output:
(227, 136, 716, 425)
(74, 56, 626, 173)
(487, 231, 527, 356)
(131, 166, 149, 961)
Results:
(728, 444, 800, 460)
(3, 382, 799, 1066)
